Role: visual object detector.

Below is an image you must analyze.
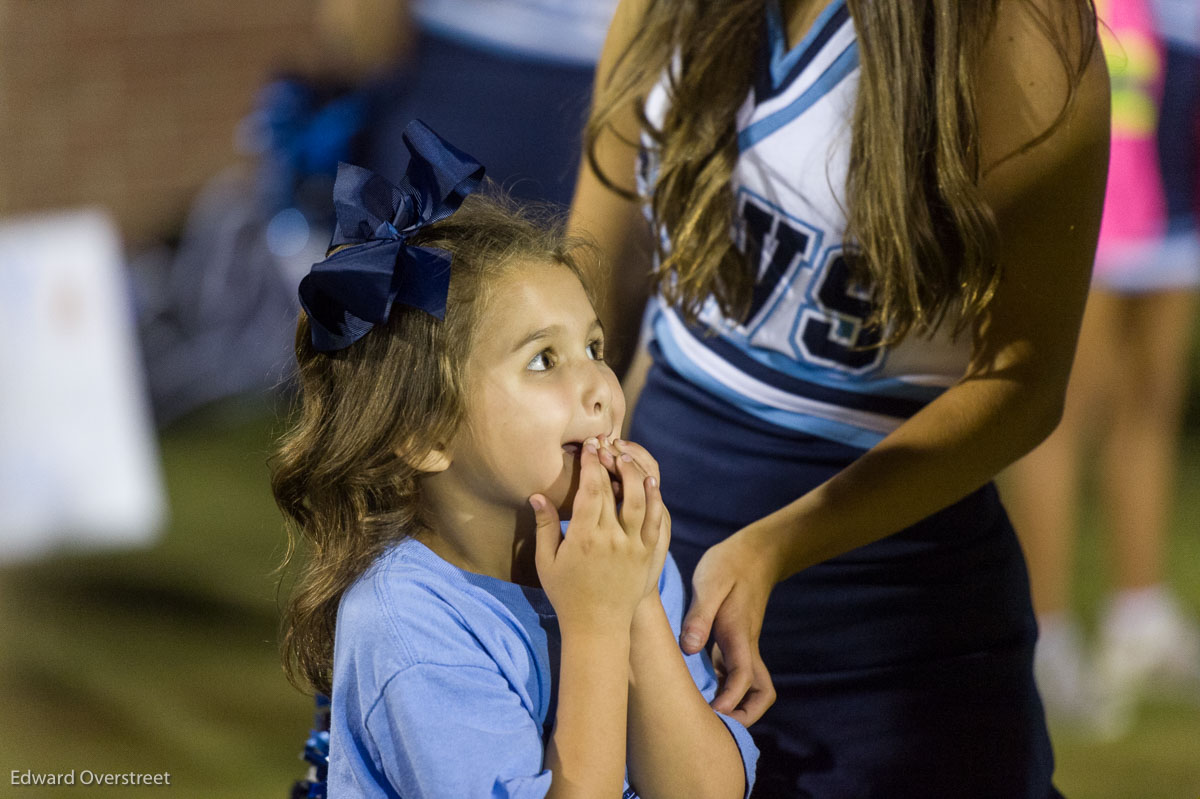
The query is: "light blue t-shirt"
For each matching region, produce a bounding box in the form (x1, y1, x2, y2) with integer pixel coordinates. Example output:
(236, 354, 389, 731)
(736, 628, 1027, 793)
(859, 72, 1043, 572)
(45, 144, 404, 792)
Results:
(328, 537, 758, 798)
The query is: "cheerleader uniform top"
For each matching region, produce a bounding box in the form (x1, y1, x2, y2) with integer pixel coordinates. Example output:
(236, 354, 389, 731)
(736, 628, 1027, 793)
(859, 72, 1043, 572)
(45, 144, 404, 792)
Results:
(638, 0, 971, 451)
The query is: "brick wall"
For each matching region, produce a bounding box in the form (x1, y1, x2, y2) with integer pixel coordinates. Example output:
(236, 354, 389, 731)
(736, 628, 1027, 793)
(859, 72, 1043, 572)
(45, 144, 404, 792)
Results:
(0, 0, 322, 244)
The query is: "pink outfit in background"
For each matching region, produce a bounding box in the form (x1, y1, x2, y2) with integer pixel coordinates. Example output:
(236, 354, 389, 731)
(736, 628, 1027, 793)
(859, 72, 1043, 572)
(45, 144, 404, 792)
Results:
(1093, 0, 1169, 286)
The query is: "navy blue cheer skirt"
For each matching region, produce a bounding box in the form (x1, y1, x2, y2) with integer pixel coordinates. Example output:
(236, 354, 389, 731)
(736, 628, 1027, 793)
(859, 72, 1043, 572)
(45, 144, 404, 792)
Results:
(629, 357, 1062, 798)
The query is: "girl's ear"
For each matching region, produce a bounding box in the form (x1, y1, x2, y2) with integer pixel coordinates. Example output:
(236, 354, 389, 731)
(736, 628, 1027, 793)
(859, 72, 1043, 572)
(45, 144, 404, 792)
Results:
(397, 442, 452, 474)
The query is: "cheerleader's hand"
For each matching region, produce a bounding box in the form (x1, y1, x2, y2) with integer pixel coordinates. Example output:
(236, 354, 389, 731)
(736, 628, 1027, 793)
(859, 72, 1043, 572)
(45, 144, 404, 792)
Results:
(680, 533, 778, 725)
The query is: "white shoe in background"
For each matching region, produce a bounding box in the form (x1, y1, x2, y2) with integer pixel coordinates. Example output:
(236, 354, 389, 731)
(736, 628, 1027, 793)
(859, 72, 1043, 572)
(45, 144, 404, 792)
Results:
(1094, 585, 1200, 738)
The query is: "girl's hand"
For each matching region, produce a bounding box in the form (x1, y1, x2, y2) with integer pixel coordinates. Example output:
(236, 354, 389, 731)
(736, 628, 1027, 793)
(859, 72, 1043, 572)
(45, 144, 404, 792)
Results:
(593, 436, 659, 503)
(680, 532, 778, 726)
(531, 440, 664, 634)
(598, 437, 671, 599)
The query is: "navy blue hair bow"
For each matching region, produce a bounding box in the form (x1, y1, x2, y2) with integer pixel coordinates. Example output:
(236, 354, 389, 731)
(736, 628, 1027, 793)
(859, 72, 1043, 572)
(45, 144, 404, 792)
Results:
(298, 120, 485, 352)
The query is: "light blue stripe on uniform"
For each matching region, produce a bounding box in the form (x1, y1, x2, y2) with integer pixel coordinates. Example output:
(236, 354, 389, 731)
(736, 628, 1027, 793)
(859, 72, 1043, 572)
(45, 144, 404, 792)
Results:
(767, 0, 849, 86)
(718, 333, 951, 404)
(738, 41, 860, 152)
(652, 312, 893, 450)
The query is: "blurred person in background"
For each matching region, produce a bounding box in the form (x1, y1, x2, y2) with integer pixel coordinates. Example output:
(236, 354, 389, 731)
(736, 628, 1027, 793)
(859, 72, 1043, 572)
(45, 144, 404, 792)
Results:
(322, 0, 619, 208)
(1003, 0, 1200, 736)
(139, 0, 617, 426)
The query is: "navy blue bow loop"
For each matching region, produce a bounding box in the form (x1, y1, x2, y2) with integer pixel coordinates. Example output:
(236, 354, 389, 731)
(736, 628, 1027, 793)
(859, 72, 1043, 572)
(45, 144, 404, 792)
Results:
(298, 120, 484, 352)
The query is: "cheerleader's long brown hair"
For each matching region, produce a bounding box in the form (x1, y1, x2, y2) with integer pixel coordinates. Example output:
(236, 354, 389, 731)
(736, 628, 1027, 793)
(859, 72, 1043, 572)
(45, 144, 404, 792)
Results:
(272, 192, 590, 696)
(586, 0, 1099, 343)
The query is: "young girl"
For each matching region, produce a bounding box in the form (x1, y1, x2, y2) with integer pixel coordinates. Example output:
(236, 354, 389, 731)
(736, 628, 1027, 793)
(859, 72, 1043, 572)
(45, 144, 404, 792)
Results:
(571, 0, 1109, 795)
(272, 121, 757, 798)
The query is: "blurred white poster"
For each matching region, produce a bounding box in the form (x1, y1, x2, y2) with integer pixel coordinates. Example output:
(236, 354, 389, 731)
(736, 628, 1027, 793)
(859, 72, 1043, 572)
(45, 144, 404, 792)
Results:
(0, 210, 166, 561)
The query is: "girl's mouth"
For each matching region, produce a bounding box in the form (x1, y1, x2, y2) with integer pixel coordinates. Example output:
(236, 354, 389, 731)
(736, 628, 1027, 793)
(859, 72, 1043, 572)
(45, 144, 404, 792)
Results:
(562, 442, 582, 456)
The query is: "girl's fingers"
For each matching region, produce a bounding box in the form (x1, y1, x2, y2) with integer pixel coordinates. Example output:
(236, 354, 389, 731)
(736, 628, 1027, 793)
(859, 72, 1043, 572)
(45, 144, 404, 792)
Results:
(599, 437, 648, 507)
(611, 438, 661, 483)
(530, 494, 562, 577)
(595, 443, 614, 475)
(570, 441, 609, 531)
(639, 474, 664, 551)
(615, 451, 647, 536)
(655, 503, 672, 562)
(597, 437, 644, 479)
(580, 439, 619, 528)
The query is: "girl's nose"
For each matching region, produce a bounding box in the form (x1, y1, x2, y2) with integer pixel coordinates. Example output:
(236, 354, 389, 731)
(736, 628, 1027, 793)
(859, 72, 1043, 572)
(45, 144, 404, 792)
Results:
(580, 362, 613, 416)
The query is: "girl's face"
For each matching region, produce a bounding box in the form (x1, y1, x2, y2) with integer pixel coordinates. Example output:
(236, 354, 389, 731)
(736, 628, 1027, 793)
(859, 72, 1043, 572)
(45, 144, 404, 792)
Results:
(445, 260, 625, 516)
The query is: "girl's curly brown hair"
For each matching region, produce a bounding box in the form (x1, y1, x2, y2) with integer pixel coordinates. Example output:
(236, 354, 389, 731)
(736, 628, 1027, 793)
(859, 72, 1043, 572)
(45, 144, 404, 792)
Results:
(272, 189, 591, 695)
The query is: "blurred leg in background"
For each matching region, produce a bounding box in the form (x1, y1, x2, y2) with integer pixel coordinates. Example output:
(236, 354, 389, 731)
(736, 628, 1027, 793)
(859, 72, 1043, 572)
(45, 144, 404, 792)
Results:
(1003, 0, 1200, 737)
(1091, 287, 1199, 734)
(1092, 1, 1200, 735)
(1005, 289, 1113, 724)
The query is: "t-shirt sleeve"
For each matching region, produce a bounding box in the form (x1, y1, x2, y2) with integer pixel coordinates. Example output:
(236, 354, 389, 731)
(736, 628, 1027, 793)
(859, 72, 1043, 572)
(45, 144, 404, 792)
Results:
(657, 554, 760, 798)
(364, 661, 553, 799)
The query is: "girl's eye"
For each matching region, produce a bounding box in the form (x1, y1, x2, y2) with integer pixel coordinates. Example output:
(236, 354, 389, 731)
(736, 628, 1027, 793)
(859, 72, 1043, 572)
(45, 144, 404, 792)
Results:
(586, 340, 605, 361)
(527, 350, 554, 372)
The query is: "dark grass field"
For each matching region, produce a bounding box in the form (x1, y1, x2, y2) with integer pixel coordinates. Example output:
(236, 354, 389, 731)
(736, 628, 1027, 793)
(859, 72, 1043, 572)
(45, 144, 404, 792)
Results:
(2, 394, 1198, 798)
